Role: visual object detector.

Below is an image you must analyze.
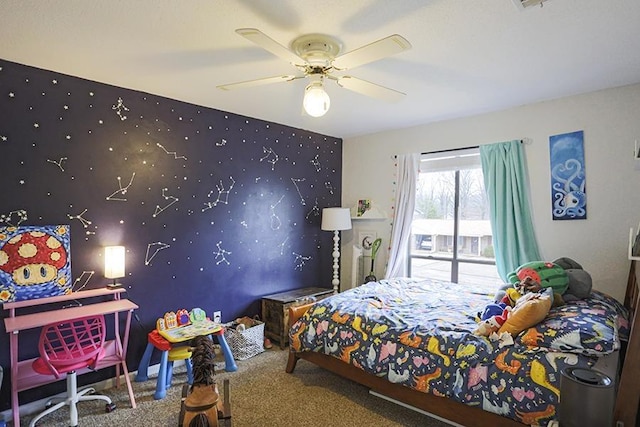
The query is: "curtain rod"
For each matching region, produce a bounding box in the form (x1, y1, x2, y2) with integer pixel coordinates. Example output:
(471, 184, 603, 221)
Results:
(420, 139, 525, 156)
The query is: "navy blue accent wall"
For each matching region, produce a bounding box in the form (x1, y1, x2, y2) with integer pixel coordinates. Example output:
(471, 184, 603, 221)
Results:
(0, 59, 341, 409)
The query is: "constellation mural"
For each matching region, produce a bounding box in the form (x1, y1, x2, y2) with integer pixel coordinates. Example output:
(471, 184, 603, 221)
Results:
(214, 241, 231, 265)
(47, 157, 68, 171)
(0, 58, 342, 347)
(157, 142, 187, 160)
(325, 181, 334, 195)
(67, 209, 92, 228)
(112, 97, 129, 121)
(106, 173, 136, 201)
(293, 252, 312, 271)
(72, 271, 94, 292)
(305, 198, 321, 220)
(0, 209, 27, 227)
(202, 176, 235, 211)
(260, 146, 279, 170)
(291, 178, 306, 205)
(145, 242, 171, 265)
(153, 188, 179, 217)
(311, 154, 322, 172)
(270, 195, 285, 230)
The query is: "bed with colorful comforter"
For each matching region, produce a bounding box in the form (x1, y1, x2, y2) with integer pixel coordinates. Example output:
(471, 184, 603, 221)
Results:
(288, 277, 629, 426)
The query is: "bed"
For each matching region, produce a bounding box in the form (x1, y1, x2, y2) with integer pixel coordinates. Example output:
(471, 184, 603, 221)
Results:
(286, 268, 640, 427)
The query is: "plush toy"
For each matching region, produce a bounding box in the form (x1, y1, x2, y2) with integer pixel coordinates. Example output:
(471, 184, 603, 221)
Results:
(498, 287, 553, 337)
(479, 301, 508, 321)
(475, 307, 511, 337)
(507, 261, 569, 295)
(552, 257, 593, 301)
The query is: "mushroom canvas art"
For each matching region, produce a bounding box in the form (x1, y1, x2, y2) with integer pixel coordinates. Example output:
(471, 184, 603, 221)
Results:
(0, 225, 72, 302)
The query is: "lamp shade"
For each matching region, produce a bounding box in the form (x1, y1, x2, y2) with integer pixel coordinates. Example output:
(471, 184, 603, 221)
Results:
(104, 246, 125, 279)
(321, 208, 352, 231)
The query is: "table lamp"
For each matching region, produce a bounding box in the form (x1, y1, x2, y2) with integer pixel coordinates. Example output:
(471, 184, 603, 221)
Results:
(321, 207, 352, 293)
(104, 245, 125, 289)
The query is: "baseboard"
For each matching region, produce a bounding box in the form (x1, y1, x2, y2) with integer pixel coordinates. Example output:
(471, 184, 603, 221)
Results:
(0, 360, 181, 422)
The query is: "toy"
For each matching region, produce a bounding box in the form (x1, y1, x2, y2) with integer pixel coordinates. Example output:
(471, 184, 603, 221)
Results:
(498, 288, 553, 337)
(507, 261, 569, 295)
(553, 257, 593, 301)
(179, 335, 232, 427)
(475, 306, 511, 336)
(479, 302, 508, 321)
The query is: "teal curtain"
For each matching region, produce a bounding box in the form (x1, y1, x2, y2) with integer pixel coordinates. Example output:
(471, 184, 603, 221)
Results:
(480, 140, 541, 281)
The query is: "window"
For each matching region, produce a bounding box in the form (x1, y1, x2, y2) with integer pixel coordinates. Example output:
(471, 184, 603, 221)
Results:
(408, 148, 502, 286)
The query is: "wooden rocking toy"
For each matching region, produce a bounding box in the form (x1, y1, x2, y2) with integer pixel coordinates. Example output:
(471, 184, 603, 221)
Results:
(179, 336, 232, 427)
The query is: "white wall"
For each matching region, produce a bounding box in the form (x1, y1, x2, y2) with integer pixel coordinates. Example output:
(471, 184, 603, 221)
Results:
(341, 83, 640, 301)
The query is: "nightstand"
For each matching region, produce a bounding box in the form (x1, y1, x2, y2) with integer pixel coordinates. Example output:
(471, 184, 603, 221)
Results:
(261, 287, 333, 349)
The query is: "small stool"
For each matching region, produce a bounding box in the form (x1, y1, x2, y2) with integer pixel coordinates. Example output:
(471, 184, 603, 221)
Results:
(166, 346, 193, 389)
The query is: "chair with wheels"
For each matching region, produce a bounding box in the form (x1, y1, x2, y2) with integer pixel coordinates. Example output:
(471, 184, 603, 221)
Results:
(29, 314, 116, 427)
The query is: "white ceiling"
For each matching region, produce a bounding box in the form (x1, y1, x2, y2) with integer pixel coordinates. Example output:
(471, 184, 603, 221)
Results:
(2, 0, 640, 138)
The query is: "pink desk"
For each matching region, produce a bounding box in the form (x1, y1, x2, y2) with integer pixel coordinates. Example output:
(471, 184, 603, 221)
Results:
(3, 288, 139, 427)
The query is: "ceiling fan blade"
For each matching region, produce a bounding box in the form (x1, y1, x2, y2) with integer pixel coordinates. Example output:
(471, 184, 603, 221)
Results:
(235, 28, 304, 66)
(334, 76, 406, 102)
(217, 75, 300, 91)
(332, 34, 411, 70)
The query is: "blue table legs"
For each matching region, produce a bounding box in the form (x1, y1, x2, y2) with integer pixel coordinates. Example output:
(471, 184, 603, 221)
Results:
(135, 330, 238, 400)
(134, 342, 155, 382)
(153, 350, 169, 400)
(214, 332, 238, 372)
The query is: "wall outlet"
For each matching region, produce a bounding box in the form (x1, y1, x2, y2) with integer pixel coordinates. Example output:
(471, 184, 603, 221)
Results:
(213, 311, 222, 323)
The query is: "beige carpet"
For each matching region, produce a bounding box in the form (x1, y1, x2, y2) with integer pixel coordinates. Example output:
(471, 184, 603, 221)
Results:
(19, 348, 453, 427)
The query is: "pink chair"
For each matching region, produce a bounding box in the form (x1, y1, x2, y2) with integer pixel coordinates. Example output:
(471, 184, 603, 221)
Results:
(29, 314, 116, 427)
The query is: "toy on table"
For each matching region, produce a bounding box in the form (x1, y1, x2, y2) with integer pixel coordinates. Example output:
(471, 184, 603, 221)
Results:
(135, 307, 237, 401)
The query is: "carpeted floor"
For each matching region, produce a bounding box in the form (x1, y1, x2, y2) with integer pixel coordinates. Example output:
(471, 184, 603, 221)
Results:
(19, 348, 454, 427)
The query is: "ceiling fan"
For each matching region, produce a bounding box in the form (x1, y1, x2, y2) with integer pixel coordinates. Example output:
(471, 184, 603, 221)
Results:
(217, 28, 412, 117)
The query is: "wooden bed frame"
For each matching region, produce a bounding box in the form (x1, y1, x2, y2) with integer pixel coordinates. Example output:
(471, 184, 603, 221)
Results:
(285, 262, 640, 427)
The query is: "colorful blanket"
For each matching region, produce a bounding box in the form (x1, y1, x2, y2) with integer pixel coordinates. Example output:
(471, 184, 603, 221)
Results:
(289, 278, 627, 426)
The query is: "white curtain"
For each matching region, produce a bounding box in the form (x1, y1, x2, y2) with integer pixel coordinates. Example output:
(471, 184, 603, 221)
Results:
(385, 153, 419, 278)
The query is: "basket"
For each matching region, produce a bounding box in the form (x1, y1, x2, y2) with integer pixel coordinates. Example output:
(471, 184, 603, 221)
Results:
(223, 317, 265, 360)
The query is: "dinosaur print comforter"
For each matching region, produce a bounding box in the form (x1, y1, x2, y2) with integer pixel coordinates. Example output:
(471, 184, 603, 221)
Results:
(289, 278, 628, 426)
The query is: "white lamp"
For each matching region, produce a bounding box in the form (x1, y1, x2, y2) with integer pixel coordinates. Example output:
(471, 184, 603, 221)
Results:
(303, 76, 330, 117)
(321, 207, 352, 293)
(104, 246, 125, 289)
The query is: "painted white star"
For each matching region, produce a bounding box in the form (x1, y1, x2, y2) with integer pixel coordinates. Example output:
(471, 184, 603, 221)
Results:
(52, 79, 57, 84)
(9, 92, 14, 97)
(64, 105, 69, 110)
(33, 123, 39, 128)
(1, 136, 7, 141)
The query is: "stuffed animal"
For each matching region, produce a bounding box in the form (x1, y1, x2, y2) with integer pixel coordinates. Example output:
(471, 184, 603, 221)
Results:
(507, 261, 569, 295)
(475, 306, 511, 336)
(479, 301, 508, 321)
(552, 257, 593, 301)
(498, 288, 553, 337)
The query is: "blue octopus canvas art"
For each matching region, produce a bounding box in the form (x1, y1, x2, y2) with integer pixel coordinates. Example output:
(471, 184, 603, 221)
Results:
(549, 130, 587, 220)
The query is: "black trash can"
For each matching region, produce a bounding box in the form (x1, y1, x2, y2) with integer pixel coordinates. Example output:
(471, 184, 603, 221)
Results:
(559, 367, 614, 427)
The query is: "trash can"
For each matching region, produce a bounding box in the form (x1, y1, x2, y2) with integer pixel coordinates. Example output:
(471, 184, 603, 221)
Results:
(559, 367, 614, 427)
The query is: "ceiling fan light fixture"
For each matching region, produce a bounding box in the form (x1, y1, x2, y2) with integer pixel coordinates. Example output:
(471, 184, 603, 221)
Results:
(303, 79, 330, 118)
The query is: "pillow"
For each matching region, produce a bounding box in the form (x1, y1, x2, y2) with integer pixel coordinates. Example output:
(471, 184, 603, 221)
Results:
(516, 290, 628, 355)
(498, 288, 552, 337)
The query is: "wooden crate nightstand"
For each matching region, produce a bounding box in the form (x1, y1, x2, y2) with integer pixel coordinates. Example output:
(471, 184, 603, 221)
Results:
(261, 287, 333, 349)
